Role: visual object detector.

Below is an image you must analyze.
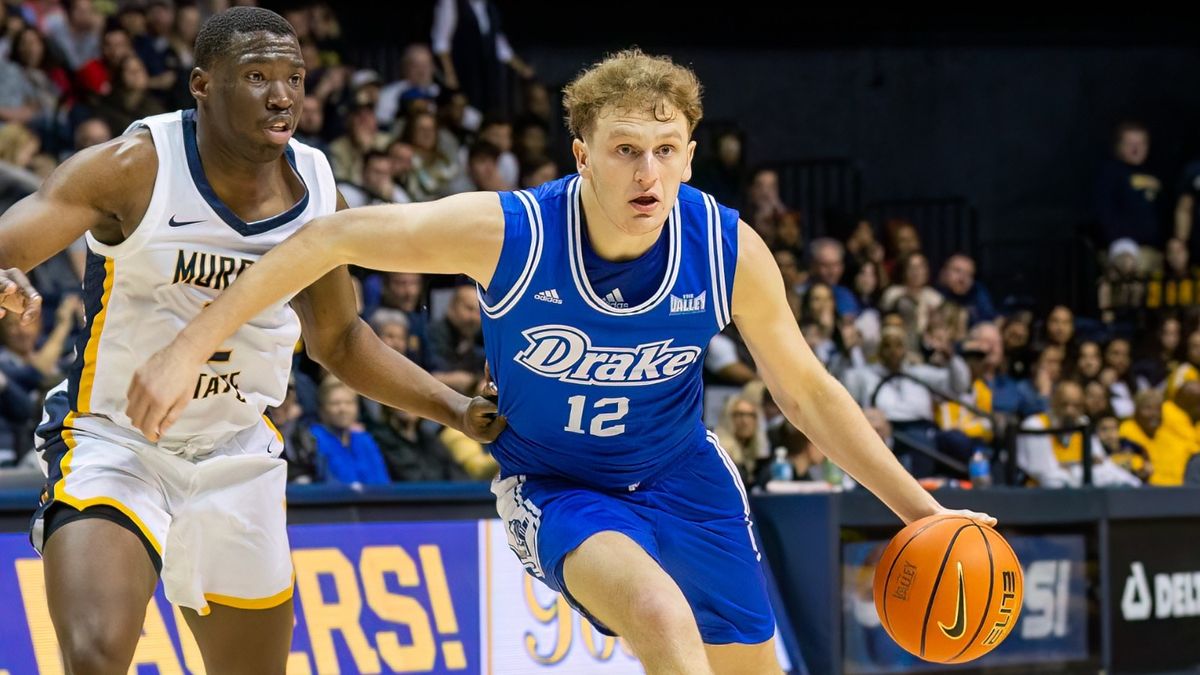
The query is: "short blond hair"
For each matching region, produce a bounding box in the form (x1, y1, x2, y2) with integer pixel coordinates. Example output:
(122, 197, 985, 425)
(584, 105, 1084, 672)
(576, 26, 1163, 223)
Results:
(563, 49, 703, 140)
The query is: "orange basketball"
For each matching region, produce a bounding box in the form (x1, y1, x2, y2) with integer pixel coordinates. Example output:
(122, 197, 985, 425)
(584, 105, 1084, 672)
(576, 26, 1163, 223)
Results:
(872, 514, 1023, 664)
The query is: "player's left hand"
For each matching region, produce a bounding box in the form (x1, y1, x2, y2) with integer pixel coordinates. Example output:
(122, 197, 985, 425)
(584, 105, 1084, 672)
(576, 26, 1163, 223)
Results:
(126, 344, 203, 443)
(935, 507, 998, 528)
(460, 395, 506, 443)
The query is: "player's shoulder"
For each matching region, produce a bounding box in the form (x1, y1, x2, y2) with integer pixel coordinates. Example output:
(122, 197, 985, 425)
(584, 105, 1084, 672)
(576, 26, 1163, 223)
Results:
(497, 174, 574, 219)
(524, 173, 575, 202)
(46, 127, 158, 198)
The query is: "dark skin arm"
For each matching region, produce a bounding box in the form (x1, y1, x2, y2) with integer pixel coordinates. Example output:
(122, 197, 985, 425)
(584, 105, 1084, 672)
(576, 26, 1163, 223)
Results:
(0, 131, 157, 323)
(287, 192, 505, 443)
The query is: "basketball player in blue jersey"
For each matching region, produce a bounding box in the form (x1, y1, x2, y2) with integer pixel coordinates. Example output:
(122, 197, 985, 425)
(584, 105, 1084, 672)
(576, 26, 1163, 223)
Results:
(0, 8, 502, 675)
(129, 49, 994, 674)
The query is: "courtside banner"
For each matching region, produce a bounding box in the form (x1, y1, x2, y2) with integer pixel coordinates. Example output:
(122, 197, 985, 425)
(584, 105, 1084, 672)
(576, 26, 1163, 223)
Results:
(0, 520, 793, 674)
(0, 522, 481, 675)
(841, 534, 1088, 673)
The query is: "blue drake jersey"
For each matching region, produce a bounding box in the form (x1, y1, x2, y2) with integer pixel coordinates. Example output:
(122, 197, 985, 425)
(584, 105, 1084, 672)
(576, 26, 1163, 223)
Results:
(479, 175, 739, 490)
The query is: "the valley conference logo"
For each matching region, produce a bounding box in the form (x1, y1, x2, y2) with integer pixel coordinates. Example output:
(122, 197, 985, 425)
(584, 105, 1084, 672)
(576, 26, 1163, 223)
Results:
(670, 291, 706, 315)
(1120, 562, 1200, 621)
(514, 325, 700, 385)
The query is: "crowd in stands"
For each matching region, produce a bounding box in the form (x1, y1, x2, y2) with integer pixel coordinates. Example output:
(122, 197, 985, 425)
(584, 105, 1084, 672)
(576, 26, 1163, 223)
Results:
(2, 0, 1198, 491)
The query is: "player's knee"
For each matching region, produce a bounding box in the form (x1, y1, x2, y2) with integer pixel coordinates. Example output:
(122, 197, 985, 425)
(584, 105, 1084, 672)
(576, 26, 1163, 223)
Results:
(59, 621, 138, 674)
(626, 591, 697, 641)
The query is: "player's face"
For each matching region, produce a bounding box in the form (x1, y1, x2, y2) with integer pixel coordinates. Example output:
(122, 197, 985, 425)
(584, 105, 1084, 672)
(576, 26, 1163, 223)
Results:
(193, 31, 305, 163)
(575, 105, 696, 237)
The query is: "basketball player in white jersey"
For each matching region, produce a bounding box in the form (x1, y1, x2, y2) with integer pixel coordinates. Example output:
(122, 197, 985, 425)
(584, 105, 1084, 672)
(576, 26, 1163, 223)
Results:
(0, 8, 503, 674)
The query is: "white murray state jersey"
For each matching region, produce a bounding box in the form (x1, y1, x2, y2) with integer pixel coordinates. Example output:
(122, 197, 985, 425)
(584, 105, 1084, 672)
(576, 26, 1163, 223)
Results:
(64, 109, 336, 449)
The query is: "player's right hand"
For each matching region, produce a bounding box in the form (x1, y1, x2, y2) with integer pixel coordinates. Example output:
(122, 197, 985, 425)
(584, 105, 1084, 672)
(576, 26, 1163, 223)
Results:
(126, 344, 202, 443)
(0, 267, 41, 325)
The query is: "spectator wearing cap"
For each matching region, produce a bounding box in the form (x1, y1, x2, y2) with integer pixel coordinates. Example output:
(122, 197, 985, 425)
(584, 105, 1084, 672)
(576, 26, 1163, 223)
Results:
(377, 44, 442, 130)
(1098, 237, 1146, 325)
(349, 69, 384, 112)
(937, 253, 995, 325)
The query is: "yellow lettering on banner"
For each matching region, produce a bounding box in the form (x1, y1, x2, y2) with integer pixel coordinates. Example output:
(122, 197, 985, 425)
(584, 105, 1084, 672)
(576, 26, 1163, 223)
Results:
(581, 619, 616, 661)
(130, 599, 184, 674)
(173, 606, 205, 674)
(294, 548, 381, 674)
(286, 651, 313, 675)
(15, 559, 64, 675)
(361, 546, 435, 672)
(522, 574, 571, 665)
(418, 545, 467, 670)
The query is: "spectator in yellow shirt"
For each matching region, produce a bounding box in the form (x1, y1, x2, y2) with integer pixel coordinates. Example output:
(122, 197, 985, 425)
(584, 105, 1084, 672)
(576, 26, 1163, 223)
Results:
(1153, 382, 1200, 485)
(1115, 392, 1159, 482)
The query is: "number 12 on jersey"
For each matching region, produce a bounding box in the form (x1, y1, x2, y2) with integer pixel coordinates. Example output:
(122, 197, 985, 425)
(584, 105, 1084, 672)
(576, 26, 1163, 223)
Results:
(564, 396, 630, 437)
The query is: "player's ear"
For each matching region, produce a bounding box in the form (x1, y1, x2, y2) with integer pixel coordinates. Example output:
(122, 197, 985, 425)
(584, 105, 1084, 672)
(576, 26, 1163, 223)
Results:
(190, 67, 210, 102)
(682, 139, 697, 183)
(572, 138, 590, 179)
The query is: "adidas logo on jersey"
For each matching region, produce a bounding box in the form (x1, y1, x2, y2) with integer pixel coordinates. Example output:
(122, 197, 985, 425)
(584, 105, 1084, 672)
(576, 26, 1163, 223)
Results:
(603, 288, 629, 309)
(670, 291, 707, 315)
(515, 325, 701, 385)
(534, 289, 562, 304)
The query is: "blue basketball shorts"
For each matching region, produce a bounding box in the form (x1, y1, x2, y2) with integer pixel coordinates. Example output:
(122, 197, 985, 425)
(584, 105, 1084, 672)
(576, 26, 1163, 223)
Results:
(491, 430, 776, 645)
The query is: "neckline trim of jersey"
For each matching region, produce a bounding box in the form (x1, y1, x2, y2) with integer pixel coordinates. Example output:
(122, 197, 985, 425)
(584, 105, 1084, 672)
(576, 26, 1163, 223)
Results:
(181, 109, 310, 237)
(566, 176, 682, 316)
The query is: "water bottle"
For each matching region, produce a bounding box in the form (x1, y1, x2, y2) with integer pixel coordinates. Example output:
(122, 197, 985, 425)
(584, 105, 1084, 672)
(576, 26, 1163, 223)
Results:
(969, 450, 992, 488)
(770, 448, 794, 482)
(823, 457, 844, 490)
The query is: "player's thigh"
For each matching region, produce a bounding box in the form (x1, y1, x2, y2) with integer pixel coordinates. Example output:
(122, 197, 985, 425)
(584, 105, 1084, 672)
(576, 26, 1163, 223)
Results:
(181, 599, 294, 675)
(562, 530, 699, 641)
(704, 638, 784, 675)
(43, 513, 159, 668)
(651, 438, 777, 646)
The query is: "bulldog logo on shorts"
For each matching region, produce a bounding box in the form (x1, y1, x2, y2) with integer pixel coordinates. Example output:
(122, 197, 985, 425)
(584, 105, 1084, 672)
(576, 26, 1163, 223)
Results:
(507, 517, 539, 575)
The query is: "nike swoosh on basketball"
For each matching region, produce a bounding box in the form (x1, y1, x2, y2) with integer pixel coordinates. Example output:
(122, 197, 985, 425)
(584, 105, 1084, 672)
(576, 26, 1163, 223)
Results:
(169, 215, 204, 227)
(938, 561, 967, 639)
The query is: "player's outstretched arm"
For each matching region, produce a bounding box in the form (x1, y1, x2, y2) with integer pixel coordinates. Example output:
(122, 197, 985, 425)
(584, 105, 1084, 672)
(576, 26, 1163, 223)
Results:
(731, 221, 995, 526)
(285, 193, 505, 445)
(0, 134, 155, 323)
(125, 191, 505, 440)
